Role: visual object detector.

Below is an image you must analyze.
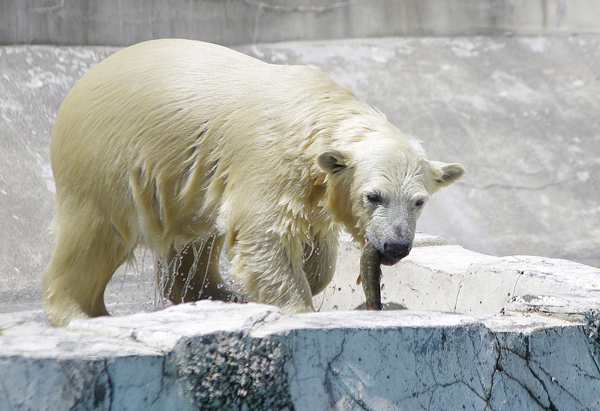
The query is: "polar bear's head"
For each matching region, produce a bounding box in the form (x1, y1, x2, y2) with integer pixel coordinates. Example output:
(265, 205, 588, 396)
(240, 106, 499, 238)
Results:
(317, 133, 465, 266)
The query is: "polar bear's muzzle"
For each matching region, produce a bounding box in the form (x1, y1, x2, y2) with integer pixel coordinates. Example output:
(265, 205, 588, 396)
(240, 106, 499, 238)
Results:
(374, 239, 412, 266)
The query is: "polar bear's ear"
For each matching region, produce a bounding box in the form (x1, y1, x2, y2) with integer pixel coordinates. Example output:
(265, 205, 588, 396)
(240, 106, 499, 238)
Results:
(429, 161, 466, 193)
(317, 149, 349, 174)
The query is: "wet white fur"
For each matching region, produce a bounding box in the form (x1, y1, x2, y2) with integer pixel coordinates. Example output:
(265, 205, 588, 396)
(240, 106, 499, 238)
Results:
(42, 39, 464, 326)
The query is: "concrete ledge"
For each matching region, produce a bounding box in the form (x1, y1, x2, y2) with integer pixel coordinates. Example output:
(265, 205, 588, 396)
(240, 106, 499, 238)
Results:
(316, 235, 600, 322)
(2, 301, 599, 410)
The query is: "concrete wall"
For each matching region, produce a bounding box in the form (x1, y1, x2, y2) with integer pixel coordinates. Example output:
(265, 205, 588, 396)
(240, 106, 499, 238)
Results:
(2, 299, 600, 410)
(2, 35, 600, 318)
(2, 0, 600, 46)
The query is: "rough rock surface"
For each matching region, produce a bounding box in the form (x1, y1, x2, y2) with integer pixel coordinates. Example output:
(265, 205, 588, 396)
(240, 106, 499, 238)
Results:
(2, 300, 600, 411)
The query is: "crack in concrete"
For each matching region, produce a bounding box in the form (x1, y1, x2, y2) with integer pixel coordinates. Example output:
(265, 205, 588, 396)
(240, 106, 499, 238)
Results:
(457, 179, 568, 191)
(128, 329, 171, 355)
(501, 369, 557, 411)
(485, 334, 503, 407)
(495, 336, 558, 410)
(453, 277, 463, 313)
(512, 270, 525, 300)
(579, 323, 600, 397)
(430, 379, 490, 408)
(150, 356, 168, 407)
(572, 362, 600, 381)
(105, 362, 114, 411)
(393, 327, 498, 409)
(247, 0, 371, 49)
(244, 0, 367, 13)
(496, 331, 597, 411)
(467, 326, 494, 400)
(29, 0, 65, 13)
(326, 335, 378, 411)
(526, 365, 559, 411)
(245, 309, 283, 333)
(530, 360, 589, 409)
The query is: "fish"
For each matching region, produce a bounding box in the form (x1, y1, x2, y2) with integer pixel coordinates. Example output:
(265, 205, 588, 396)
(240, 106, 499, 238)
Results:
(357, 241, 383, 310)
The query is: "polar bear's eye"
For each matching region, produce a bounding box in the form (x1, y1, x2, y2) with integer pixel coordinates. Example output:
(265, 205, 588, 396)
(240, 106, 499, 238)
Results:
(366, 192, 383, 206)
(415, 199, 425, 208)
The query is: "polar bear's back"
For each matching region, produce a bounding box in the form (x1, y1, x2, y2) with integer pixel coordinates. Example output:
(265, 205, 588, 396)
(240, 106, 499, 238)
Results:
(59, 39, 336, 120)
(51, 39, 346, 171)
(49, 39, 357, 250)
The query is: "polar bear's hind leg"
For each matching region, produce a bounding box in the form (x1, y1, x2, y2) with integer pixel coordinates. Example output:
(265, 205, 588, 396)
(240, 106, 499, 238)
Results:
(42, 205, 131, 326)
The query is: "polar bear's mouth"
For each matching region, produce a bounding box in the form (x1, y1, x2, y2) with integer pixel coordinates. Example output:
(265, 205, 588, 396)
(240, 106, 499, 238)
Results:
(367, 238, 411, 266)
(379, 253, 407, 266)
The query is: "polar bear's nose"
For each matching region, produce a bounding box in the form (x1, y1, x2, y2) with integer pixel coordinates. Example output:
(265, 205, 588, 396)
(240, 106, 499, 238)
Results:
(383, 241, 411, 262)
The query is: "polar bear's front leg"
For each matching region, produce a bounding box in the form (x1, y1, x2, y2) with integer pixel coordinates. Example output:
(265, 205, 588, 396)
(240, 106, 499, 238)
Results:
(302, 230, 338, 297)
(227, 234, 315, 314)
(161, 236, 233, 303)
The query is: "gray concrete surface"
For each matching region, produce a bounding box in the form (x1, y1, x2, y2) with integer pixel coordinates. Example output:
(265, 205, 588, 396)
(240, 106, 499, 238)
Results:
(1, 35, 600, 317)
(2, 0, 600, 47)
(3, 301, 600, 410)
(316, 236, 600, 320)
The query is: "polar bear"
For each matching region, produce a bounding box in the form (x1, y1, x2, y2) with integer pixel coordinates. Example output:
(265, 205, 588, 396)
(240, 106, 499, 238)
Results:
(42, 39, 465, 326)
